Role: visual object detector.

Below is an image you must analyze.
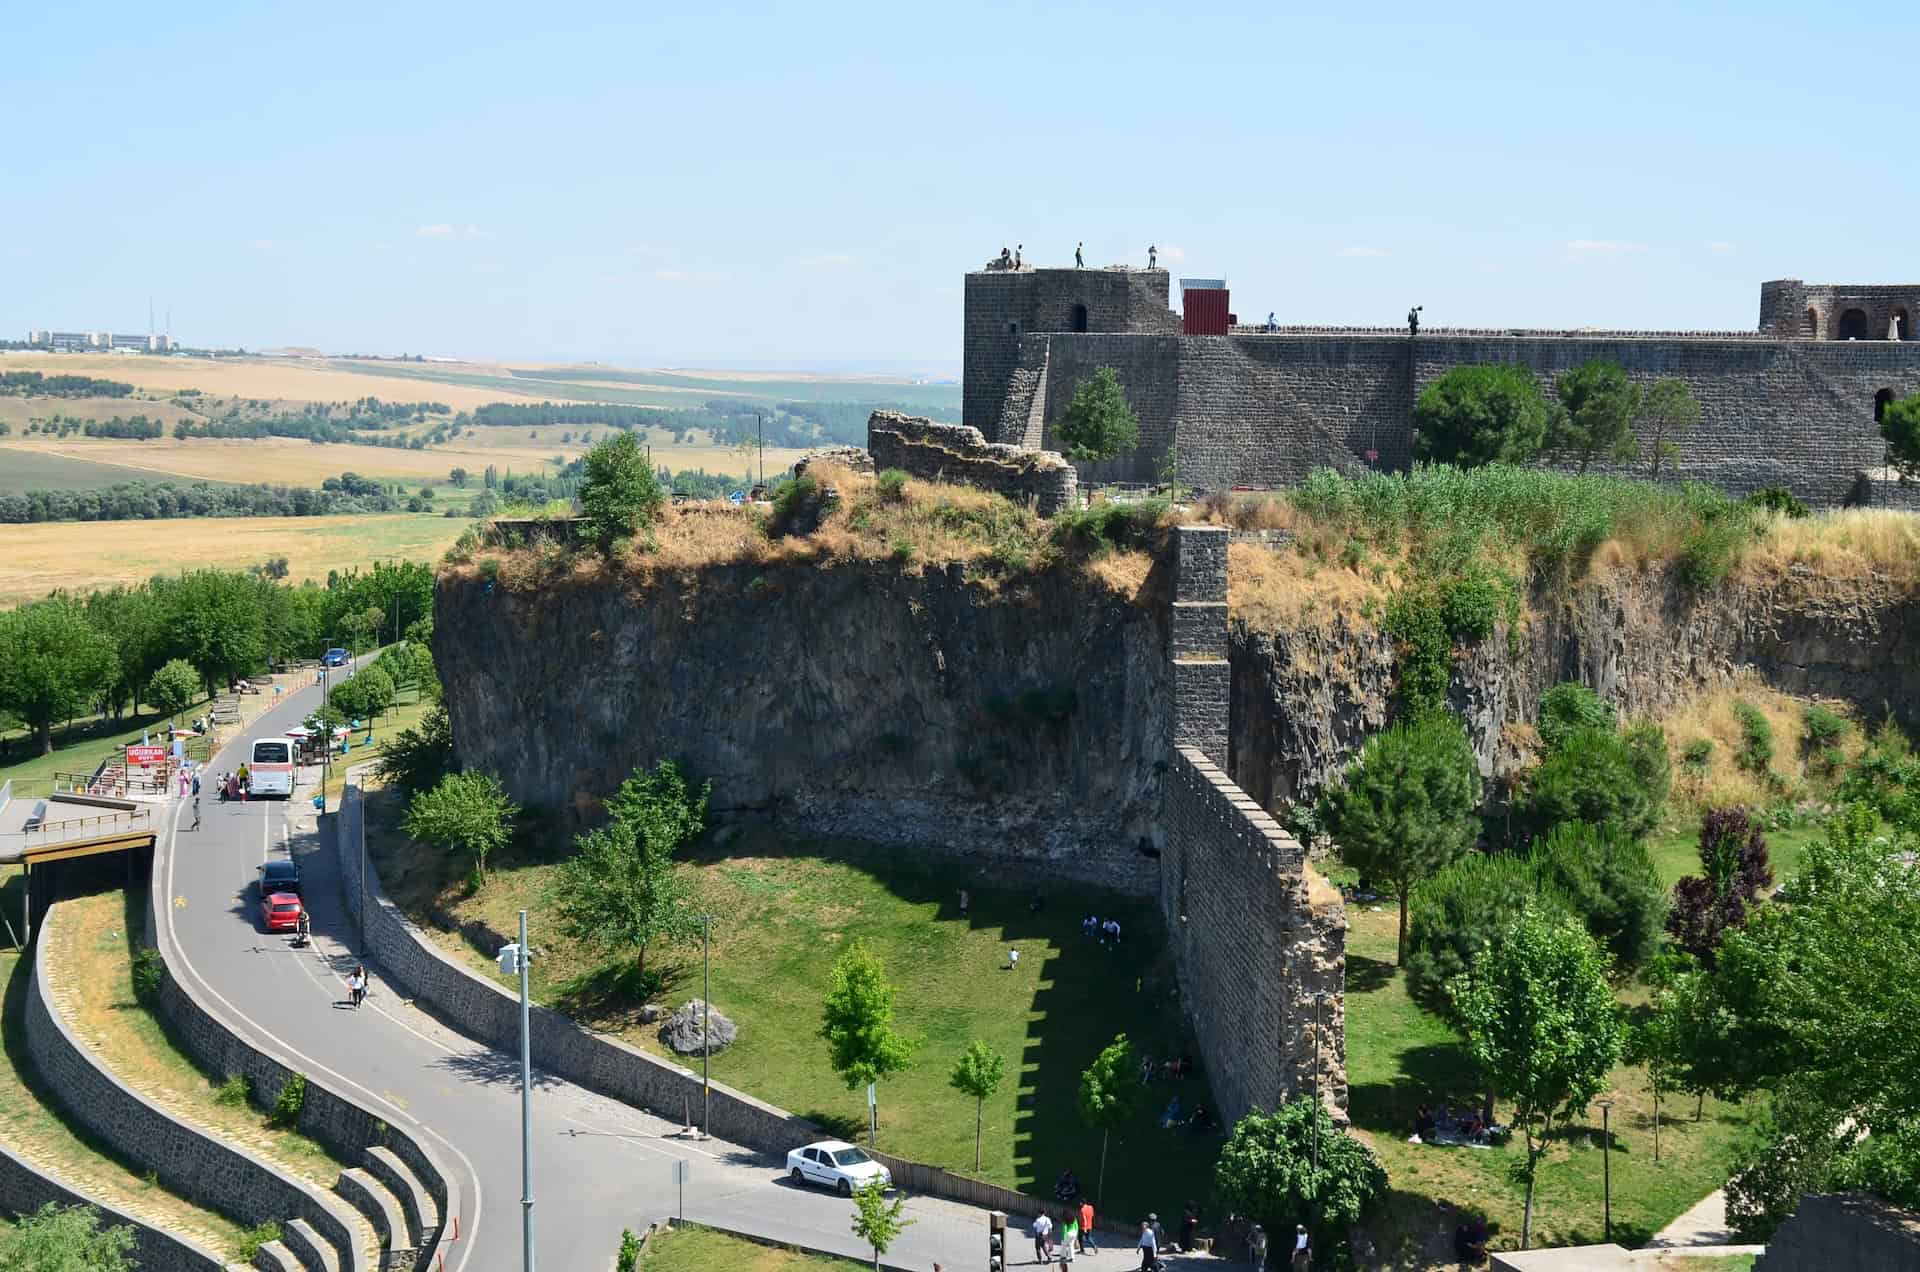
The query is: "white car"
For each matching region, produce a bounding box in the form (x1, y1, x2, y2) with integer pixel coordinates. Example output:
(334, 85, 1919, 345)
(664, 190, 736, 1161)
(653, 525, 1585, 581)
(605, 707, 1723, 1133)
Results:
(785, 1140, 891, 1196)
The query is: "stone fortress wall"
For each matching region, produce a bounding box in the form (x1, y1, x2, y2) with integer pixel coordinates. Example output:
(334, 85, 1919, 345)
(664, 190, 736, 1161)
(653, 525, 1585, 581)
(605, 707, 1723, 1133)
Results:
(1161, 526, 1347, 1127)
(963, 268, 1920, 506)
(866, 411, 1078, 515)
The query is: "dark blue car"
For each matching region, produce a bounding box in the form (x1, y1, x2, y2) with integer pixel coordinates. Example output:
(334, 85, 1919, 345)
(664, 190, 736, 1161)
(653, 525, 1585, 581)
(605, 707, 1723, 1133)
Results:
(323, 648, 349, 667)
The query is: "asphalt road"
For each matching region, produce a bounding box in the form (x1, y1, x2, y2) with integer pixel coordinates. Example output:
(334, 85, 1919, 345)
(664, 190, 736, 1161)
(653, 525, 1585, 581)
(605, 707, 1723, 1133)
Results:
(157, 668, 1022, 1271)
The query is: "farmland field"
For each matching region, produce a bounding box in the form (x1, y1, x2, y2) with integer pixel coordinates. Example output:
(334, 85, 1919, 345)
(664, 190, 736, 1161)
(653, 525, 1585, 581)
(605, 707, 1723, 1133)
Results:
(0, 352, 563, 412)
(0, 513, 465, 605)
(0, 435, 800, 488)
(0, 447, 219, 494)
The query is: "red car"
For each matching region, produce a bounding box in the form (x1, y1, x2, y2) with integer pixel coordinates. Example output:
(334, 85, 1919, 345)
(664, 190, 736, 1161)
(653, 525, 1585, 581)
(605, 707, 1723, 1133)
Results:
(260, 892, 304, 933)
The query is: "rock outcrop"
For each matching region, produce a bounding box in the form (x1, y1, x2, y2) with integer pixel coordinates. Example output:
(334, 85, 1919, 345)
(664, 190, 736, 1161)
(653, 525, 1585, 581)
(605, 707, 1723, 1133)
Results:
(660, 1000, 737, 1056)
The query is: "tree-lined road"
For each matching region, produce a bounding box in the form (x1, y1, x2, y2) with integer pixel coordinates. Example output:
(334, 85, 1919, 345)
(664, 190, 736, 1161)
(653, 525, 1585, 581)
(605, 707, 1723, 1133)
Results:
(160, 670, 1004, 1271)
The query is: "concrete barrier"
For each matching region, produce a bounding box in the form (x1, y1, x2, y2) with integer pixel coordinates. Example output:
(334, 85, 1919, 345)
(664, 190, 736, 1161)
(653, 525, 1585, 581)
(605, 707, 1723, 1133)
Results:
(24, 899, 367, 1272)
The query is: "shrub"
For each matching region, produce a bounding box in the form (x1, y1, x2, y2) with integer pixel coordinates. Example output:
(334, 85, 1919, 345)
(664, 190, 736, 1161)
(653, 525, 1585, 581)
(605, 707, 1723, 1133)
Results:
(1682, 738, 1714, 770)
(875, 469, 908, 503)
(1537, 682, 1614, 753)
(1214, 1097, 1388, 1256)
(1055, 367, 1140, 462)
(1732, 701, 1774, 774)
(617, 1229, 644, 1272)
(1526, 726, 1666, 840)
(579, 431, 664, 547)
(233, 1222, 282, 1263)
(1802, 704, 1847, 752)
(1052, 497, 1167, 551)
(1879, 391, 1920, 481)
(270, 1073, 306, 1128)
(769, 476, 823, 537)
(129, 947, 163, 1003)
(372, 704, 455, 796)
(214, 1074, 251, 1107)
(890, 538, 916, 562)
(1529, 822, 1668, 969)
(1406, 853, 1561, 1011)
(1676, 493, 1760, 588)
(1411, 364, 1551, 468)
(1746, 484, 1809, 519)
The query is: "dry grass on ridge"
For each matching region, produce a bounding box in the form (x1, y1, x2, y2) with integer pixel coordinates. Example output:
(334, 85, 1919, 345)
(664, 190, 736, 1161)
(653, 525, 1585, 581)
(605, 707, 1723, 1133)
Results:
(1660, 675, 1871, 810)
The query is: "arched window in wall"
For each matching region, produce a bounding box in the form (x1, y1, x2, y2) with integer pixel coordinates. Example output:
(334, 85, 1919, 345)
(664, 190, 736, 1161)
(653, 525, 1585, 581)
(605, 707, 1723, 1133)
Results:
(1876, 389, 1895, 423)
(1839, 308, 1870, 340)
(1893, 307, 1912, 341)
(1070, 303, 1089, 333)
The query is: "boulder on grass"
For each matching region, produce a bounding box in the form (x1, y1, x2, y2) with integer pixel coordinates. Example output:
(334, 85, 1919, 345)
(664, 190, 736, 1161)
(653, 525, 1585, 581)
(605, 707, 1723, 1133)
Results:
(661, 999, 737, 1056)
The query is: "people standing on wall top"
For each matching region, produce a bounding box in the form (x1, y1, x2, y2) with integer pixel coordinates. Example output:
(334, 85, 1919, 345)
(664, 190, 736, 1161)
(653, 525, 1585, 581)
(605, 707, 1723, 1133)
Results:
(1015, 243, 1023, 269)
(1148, 244, 1157, 269)
(1075, 242, 1084, 269)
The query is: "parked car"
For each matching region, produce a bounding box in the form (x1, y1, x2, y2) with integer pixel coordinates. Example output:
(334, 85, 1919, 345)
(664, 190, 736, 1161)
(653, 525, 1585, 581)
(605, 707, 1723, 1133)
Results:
(260, 892, 304, 933)
(785, 1140, 891, 1196)
(323, 648, 349, 667)
(257, 858, 301, 897)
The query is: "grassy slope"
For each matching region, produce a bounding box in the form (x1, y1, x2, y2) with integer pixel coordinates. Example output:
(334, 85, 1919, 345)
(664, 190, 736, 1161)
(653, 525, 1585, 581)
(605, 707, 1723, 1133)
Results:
(369, 810, 1218, 1222)
(0, 870, 246, 1255)
(643, 1223, 867, 1272)
(0, 449, 216, 494)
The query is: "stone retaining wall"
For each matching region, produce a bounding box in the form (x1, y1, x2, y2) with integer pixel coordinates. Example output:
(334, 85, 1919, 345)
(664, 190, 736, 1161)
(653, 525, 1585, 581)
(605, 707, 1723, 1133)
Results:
(24, 901, 366, 1272)
(0, 1143, 223, 1271)
(142, 863, 455, 1272)
(867, 412, 1078, 515)
(1753, 1192, 1920, 1271)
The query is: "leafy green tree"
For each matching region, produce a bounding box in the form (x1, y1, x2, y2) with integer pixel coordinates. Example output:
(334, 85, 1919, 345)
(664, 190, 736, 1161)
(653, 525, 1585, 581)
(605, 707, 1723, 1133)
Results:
(403, 771, 518, 883)
(1320, 712, 1483, 963)
(1525, 726, 1665, 840)
(1055, 367, 1140, 462)
(547, 760, 708, 988)
(326, 664, 394, 721)
(1529, 822, 1667, 969)
(83, 585, 159, 722)
(1549, 359, 1641, 473)
(848, 1177, 913, 1272)
(1407, 852, 1564, 1011)
(1536, 682, 1614, 753)
(146, 658, 201, 722)
(0, 1202, 135, 1271)
(0, 600, 117, 754)
(151, 569, 267, 694)
(1638, 378, 1701, 478)
(579, 430, 664, 546)
(1450, 904, 1622, 1249)
(1668, 807, 1773, 966)
(372, 704, 455, 796)
(1881, 392, 1920, 481)
(1077, 1033, 1146, 1205)
(1411, 364, 1551, 467)
(820, 939, 918, 1134)
(450, 467, 470, 488)
(948, 1040, 1007, 1172)
(1213, 1098, 1388, 1256)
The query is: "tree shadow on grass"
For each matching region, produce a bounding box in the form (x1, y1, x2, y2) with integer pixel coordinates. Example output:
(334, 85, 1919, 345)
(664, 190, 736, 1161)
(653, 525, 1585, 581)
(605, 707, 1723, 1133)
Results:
(797, 1108, 866, 1142)
(1346, 951, 1394, 994)
(1346, 1043, 1483, 1137)
(549, 957, 688, 1032)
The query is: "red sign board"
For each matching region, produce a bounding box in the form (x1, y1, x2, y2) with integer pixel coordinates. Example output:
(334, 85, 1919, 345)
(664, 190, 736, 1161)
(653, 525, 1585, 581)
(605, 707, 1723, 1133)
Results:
(126, 745, 167, 767)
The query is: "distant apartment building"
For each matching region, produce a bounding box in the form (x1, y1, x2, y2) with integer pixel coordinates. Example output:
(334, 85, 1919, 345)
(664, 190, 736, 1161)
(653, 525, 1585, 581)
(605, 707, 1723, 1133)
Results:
(24, 329, 170, 351)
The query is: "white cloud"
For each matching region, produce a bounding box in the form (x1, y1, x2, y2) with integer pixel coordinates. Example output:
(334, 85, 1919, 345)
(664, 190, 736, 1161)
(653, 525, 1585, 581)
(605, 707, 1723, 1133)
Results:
(797, 252, 856, 269)
(1336, 245, 1390, 258)
(416, 224, 487, 239)
(654, 267, 728, 283)
(1564, 239, 1648, 261)
(1158, 245, 1187, 264)
(1709, 241, 1737, 253)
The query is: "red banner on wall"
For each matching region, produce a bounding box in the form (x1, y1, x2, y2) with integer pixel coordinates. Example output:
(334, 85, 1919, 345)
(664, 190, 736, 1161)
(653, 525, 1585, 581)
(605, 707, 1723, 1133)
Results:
(126, 745, 167, 767)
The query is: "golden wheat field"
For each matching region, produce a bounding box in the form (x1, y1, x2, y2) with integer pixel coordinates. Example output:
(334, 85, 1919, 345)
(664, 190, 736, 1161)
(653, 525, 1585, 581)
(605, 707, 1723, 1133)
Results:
(0, 514, 468, 605)
(0, 352, 555, 412)
(0, 434, 803, 487)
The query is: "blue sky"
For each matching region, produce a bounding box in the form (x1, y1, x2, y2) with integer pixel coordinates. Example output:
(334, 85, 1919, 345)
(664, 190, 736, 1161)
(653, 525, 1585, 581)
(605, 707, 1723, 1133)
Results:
(3, 1, 1911, 366)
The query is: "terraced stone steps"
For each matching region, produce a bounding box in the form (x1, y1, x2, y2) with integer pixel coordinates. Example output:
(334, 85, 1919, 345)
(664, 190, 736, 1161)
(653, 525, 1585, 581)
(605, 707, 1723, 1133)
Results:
(281, 1219, 340, 1272)
(334, 1167, 406, 1259)
(363, 1145, 435, 1248)
(254, 1241, 301, 1272)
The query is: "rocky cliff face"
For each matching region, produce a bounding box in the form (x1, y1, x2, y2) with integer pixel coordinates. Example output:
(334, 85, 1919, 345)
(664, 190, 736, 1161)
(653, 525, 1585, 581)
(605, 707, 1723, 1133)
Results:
(436, 559, 1171, 889)
(1229, 562, 1920, 812)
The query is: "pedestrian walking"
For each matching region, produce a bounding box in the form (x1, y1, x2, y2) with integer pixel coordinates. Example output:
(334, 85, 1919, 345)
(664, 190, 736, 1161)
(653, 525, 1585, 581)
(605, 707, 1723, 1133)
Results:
(349, 965, 368, 1009)
(1007, 947, 1020, 972)
(1060, 1214, 1079, 1268)
(1248, 1224, 1268, 1272)
(190, 797, 202, 831)
(1075, 242, 1085, 269)
(1078, 1201, 1096, 1253)
(959, 888, 970, 917)
(1136, 1220, 1157, 1272)
(1290, 1225, 1310, 1272)
(1032, 1211, 1054, 1265)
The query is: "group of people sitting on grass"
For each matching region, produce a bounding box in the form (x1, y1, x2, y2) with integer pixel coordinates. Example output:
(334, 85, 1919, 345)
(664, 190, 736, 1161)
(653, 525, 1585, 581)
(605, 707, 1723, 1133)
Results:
(1411, 1103, 1506, 1147)
(1156, 1094, 1217, 1131)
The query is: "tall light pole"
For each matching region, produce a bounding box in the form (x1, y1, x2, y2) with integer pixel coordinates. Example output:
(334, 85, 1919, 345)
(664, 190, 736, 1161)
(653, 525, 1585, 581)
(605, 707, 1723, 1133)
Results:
(516, 911, 538, 1270)
(1597, 1099, 1615, 1244)
(699, 914, 717, 1139)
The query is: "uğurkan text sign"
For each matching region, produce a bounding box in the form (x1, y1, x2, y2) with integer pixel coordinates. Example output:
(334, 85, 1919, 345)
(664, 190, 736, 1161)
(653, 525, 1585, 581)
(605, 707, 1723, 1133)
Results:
(126, 746, 167, 767)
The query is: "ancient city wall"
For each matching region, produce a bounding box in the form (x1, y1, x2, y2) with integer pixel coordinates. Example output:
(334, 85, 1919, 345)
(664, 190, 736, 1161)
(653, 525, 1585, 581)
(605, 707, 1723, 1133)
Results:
(0, 1144, 223, 1271)
(1162, 526, 1347, 1128)
(867, 412, 1078, 516)
(990, 329, 1920, 503)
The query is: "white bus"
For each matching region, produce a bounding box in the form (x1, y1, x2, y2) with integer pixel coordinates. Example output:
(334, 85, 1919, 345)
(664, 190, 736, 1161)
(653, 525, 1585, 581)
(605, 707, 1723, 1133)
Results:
(247, 738, 296, 798)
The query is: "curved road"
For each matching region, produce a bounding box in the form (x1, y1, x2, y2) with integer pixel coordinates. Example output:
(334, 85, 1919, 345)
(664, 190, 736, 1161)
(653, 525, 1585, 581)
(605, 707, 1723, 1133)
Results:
(162, 669, 1001, 1271)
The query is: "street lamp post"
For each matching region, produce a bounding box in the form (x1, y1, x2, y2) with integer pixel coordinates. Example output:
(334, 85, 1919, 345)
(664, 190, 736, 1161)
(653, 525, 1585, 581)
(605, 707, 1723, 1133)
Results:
(1597, 1099, 1615, 1244)
(513, 911, 537, 1271)
(699, 914, 717, 1139)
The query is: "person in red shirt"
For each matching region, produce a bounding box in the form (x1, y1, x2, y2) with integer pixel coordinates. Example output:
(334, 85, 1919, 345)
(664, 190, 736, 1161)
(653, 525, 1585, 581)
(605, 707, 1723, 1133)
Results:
(1078, 1201, 1095, 1252)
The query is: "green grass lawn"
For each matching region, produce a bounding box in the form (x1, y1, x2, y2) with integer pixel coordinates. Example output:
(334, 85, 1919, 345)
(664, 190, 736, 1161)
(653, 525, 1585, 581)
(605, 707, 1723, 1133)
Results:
(0, 695, 227, 793)
(0, 448, 208, 494)
(368, 814, 1219, 1222)
(1645, 819, 1822, 888)
(642, 1222, 867, 1272)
